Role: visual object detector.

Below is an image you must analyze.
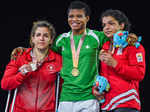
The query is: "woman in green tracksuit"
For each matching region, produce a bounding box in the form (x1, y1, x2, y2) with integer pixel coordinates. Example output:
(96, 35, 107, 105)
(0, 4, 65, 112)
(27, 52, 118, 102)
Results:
(51, 1, 108, 112)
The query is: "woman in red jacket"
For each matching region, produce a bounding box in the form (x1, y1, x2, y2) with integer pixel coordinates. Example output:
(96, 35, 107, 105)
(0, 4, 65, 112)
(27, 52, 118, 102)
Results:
(1, 20, 62, 112)
(93, 9, 145, 112)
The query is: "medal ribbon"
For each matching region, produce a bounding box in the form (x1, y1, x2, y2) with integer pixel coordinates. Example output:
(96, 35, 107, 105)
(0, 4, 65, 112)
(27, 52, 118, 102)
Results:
(70, 31, 86, 68)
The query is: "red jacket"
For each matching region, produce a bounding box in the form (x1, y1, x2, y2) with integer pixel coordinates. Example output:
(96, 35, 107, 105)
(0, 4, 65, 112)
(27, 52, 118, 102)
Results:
(100, 41, 145, 111)
(1, 48, 62, 112)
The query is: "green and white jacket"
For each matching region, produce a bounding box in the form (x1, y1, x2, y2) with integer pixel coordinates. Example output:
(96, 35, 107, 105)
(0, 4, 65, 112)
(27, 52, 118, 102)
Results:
(52, 28, 109, 101)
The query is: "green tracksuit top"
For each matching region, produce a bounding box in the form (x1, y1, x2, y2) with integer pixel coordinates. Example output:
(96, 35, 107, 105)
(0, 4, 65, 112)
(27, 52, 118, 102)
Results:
(52, 29, 108, 101)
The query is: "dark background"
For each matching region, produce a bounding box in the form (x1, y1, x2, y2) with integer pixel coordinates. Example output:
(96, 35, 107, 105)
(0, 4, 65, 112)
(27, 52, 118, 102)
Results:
(0, 0, 149, 112)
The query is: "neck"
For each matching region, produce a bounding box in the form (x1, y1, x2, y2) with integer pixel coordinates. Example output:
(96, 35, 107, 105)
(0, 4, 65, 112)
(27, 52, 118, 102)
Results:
(110, 37, 113, 42)
(33, 48, 49, 61)
(109, 39, 114, 52)
(72, 28, 86, 35)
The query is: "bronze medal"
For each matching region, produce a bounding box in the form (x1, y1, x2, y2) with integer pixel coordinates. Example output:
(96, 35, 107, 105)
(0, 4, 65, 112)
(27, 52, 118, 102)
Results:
(72, 68, 79, 76)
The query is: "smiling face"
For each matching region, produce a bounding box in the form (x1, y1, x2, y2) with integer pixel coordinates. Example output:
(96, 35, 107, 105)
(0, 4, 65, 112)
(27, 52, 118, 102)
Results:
(68, 9, 89, 34)
(102, 16, 125, 39)
(32, 27, 51, 50)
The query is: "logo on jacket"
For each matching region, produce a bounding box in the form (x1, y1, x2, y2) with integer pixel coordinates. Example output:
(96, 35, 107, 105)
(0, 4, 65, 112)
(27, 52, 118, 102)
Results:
(85, 45, 90, 49)
(47, 64, 55, 73)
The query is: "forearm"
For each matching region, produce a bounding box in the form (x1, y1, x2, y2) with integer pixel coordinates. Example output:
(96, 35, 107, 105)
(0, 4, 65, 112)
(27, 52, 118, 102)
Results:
(114, 62, 145, 81)
(1, 72, 28, 90)
(1, 61, 28, 90)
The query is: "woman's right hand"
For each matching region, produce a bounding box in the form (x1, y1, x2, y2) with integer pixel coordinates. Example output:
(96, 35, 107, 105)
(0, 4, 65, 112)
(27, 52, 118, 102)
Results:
(19, 64, 33, 75)
(19, 62, 38, 75)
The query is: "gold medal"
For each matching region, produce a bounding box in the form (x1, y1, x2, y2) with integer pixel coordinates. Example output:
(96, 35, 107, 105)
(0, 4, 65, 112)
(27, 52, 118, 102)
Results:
(72, 68, 79, 76)
(70, 30, 86, 77)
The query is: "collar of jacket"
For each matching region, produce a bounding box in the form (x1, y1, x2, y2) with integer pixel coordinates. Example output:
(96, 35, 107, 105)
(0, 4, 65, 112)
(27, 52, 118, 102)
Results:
(24, 48, 56, 62)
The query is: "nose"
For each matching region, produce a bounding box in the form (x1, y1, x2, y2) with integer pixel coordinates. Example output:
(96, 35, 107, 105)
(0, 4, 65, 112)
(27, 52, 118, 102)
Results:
(39, 35, 44, 40)
(104, 24, 110, 30)
(72, 16, 79, 21)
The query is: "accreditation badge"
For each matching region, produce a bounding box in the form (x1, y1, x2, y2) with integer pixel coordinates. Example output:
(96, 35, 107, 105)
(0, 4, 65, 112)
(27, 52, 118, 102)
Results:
(136, 52, 143, 62)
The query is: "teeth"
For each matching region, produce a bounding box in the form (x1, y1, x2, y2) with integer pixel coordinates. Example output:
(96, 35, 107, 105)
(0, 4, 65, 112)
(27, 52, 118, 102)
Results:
(106, 31, 111, 34)
(72, 23, 78, 26)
